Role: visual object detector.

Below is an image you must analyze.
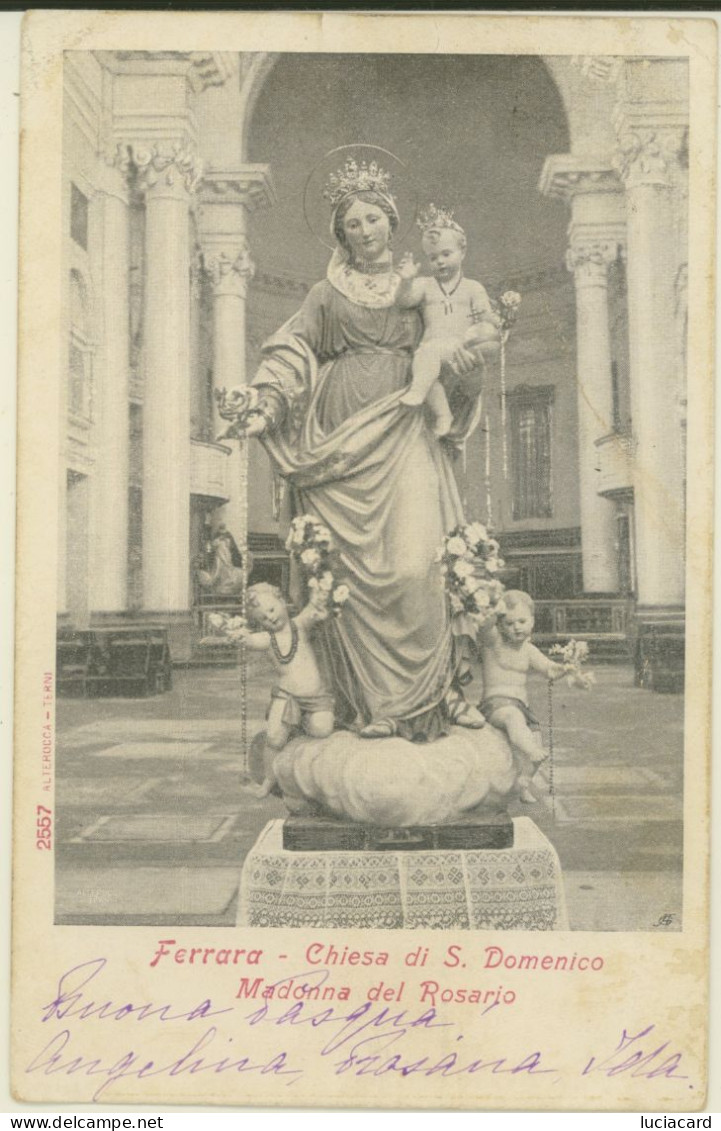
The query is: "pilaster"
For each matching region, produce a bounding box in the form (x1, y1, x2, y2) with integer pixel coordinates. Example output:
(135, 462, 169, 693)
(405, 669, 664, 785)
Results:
(88, 159, 131, 613)
(540, 155, 626, 594)
(613, 77, 688, 610)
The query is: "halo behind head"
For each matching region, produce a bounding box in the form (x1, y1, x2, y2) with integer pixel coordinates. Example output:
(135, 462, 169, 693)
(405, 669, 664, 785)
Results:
(303, 144, 415, 250)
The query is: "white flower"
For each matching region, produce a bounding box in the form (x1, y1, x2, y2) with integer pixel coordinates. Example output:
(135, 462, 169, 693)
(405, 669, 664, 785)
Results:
(471, 587, 491, 608)
(447, 536, 468, 557)
(300, 547, 321, 568)
(464, 522, 488, 546)
(485, 559, 499, 573)
(500, 290, 521, 310)
(318, 571, 334, 592)
(207, 613, 227, 629)
(308, 577, 319, 590)
(333, 584, 350, 603)
(450, 593, 464, 613)
(227, 616, 246, 630)
(453, 559, 475, 580)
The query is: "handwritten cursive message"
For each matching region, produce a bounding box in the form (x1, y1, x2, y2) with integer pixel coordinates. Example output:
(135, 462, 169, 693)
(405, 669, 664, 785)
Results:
(23, 958, 694, 1103)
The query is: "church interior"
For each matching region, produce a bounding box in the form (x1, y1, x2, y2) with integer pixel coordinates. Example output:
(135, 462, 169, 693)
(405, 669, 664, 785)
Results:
(58, 50, 687, 689)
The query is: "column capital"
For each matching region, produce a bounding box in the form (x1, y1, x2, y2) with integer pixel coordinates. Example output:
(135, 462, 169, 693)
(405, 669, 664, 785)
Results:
(200, 165, 276, 212)
(204, 243, 256, 298)
(115, 142, 203, 199)
(612, 123, 688, 189)
(539, 155, 622, 201)
(566, 237, 621, 284)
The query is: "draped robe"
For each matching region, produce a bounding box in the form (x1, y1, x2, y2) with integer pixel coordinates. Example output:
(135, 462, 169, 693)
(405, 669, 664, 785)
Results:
(253, 275, 483, 741)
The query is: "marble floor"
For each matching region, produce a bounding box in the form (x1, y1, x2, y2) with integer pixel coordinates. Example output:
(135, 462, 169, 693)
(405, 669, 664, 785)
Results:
(54, 659, 684, 932)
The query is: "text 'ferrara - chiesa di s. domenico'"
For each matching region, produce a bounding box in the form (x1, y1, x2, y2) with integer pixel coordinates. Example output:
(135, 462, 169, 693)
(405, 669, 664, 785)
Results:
(59, 51, 687, 679)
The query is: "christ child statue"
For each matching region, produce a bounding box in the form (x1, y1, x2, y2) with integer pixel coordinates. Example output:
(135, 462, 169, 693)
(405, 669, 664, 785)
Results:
(396, 205, 501, 437)
(478, 590, 565, 804)
(229, 583, 335, 798)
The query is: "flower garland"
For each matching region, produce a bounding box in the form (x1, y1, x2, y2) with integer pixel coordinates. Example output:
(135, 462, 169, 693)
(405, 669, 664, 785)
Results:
(285, 514, 350, 616)
(438, 521, 506, 641)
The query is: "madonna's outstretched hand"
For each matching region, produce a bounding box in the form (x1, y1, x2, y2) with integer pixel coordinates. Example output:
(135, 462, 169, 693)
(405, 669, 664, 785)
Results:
(241, 413, 268, 438)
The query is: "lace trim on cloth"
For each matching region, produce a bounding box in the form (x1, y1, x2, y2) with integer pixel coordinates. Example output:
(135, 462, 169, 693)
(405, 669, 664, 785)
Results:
(326, 247, 401, 308)
(238, 817, 569, 930)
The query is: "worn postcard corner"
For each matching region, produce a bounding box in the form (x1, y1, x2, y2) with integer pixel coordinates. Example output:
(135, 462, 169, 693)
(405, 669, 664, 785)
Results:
(11, 8, 715, 1112)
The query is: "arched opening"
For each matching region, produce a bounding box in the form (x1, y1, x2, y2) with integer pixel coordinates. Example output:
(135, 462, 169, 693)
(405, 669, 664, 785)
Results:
(247, 54, 570, 284)
(244, 53, 578, 600)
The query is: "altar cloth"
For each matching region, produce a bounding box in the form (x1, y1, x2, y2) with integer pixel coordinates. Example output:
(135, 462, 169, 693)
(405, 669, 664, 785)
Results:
(237, 817, 568, 930)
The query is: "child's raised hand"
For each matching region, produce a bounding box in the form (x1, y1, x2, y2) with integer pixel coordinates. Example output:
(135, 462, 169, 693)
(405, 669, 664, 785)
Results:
(549, 660, 566, 681)
(228, 625, 251, 642)
(398, 253, 420, 280)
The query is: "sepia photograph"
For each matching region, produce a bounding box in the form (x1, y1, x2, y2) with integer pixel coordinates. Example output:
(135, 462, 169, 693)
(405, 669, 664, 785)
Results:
(11, 10, 713, 1110)
(55, 46, 688, 933)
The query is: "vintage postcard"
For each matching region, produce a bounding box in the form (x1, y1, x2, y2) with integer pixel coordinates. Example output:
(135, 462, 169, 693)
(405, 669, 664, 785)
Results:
(12, 9, 715, 1111)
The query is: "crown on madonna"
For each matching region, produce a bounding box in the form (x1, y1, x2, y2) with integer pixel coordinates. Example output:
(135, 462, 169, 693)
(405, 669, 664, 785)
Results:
(323, 157, 393, 208)
(417, 204, 465, 236)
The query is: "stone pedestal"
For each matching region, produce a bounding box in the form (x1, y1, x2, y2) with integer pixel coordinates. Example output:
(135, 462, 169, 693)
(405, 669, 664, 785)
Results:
(238, 817, 568, 930)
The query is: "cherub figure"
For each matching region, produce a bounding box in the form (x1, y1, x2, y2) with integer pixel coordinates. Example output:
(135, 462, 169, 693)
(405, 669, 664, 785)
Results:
(229, 583, 334, 798)
(396, 206, 501, 436)
(478, 590, 565, 804)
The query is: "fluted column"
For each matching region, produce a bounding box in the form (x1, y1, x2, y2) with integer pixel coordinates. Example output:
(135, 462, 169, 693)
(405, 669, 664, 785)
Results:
(88, 165, 130, 611)
(615, 127, 686, 609)
(566, 239, 620, 592)
(135, 145, 201, 611)
(205, 244, 255, 541)
(198, 167, 273, 551)
(539, 156, 625, 594)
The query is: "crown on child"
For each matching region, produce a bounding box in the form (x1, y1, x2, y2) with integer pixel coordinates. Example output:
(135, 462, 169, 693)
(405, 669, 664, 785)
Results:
(417, 204, 465, 236)
(323, 157, 393, 208)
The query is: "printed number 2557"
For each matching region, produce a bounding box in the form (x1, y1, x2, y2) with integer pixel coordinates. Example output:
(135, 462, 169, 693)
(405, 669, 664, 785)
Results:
(36, 805, 52, 850)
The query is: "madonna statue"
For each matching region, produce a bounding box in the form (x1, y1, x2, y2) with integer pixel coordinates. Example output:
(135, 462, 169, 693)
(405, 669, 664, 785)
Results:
(242, 157, 497, 741)
(238, 156, 517, 823)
